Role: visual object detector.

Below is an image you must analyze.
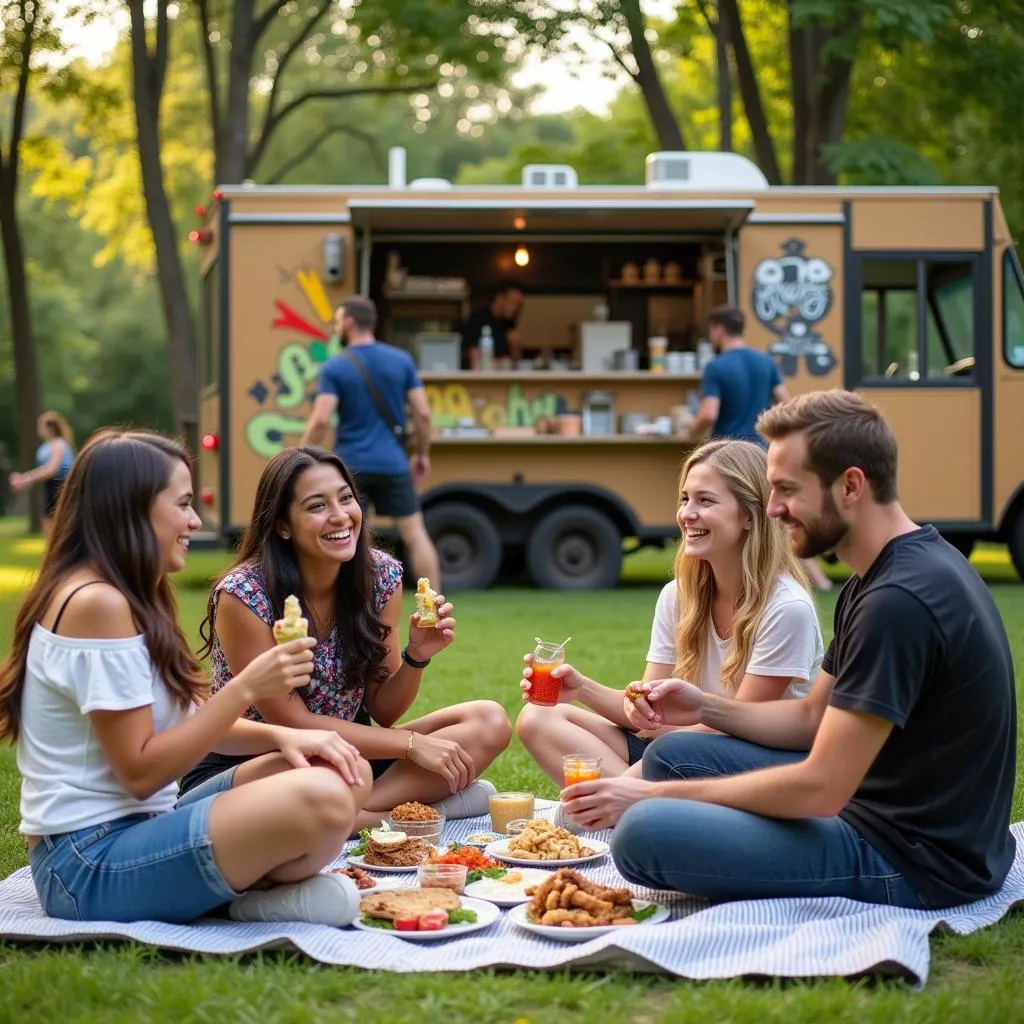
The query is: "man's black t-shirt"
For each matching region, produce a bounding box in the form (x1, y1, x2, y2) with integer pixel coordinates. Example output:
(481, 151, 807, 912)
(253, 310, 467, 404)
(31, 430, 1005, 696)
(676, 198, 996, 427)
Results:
(825, 525, 1017, 907)
(458, 308, 516, 368)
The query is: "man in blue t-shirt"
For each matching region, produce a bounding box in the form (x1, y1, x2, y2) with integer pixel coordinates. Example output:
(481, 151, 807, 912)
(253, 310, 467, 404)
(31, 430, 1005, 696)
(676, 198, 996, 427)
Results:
(692, 305, 788, 445)
(300, 295, 440, 585)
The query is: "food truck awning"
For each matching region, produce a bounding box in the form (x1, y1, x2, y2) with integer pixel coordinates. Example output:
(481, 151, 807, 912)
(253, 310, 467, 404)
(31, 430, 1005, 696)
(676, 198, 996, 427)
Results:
(346, 197, 756, 235)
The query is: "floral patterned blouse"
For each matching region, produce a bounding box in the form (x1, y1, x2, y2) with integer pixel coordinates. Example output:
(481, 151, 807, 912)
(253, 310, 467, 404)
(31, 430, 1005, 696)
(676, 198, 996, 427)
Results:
(209, 549, 404, 723)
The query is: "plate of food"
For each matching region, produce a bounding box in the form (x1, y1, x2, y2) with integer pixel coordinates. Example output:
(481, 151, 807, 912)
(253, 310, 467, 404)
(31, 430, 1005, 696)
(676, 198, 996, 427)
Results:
(328, 865, 403, 895)
(346, 825, 438, 873)
(464, 866, 553, 906)
(483, 819, 609, 867)
(506, 868, 670, 943)
(353, 889, 500, 941)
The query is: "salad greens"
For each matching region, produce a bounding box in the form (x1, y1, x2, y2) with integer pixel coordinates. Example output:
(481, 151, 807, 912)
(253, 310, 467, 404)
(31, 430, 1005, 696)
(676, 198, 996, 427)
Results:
(466, 866, 508, 884)
(359, 908, 478, 931)
(631, 903, 658, 922)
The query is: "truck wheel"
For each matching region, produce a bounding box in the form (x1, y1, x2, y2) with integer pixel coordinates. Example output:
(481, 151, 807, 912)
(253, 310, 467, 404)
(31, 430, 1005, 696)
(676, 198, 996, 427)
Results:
(424, 502, 502, 590)
(526, 506, 622, 590)
(1010, 511, 1024, 582)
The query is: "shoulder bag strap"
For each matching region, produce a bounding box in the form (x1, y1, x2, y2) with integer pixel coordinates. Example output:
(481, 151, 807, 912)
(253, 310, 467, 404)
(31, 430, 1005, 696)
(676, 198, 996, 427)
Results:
(341, 349, 402, 436)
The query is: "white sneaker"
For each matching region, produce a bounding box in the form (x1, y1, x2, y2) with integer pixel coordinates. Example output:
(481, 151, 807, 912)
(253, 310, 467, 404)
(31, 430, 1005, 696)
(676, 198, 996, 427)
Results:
(228, 872, 360, 926)
(551, 801, 584, 835)
(430, 779, 496, 819)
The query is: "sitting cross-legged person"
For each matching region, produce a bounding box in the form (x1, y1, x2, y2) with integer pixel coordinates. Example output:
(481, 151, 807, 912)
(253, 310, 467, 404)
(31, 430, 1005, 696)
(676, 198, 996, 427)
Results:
(177, 445, 511, 829)
(516, 438, 823, 829)
(562, 390, 1017, 910)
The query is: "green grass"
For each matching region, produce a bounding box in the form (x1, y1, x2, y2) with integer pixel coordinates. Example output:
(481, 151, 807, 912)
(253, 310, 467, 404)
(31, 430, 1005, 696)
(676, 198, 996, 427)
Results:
(2, 517, 1024, 1021)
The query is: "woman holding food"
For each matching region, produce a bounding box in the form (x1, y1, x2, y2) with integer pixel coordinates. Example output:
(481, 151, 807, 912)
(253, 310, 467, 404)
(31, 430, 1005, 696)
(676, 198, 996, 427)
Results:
(177, 445, 512, 827)
(1, 428, 373, 925)
(516, 438, 823, 827)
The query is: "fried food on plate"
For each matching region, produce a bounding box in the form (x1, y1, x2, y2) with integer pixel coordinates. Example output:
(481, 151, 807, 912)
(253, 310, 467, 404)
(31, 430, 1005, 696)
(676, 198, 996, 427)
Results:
(525, 868, 641, 927)
(359, 887, 461, 921)
(506, 819, 596, 861)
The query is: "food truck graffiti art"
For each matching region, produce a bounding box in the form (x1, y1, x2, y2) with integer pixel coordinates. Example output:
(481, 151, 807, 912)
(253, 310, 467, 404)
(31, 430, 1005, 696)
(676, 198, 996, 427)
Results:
(752, 238, 838, 377)
(244, 267, 340, 459)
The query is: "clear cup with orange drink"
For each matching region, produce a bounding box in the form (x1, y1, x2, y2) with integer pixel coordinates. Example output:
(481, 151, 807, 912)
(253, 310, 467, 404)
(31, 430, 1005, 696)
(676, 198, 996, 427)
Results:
(526, 638, 568, 706)
(562, 754, 602, 787)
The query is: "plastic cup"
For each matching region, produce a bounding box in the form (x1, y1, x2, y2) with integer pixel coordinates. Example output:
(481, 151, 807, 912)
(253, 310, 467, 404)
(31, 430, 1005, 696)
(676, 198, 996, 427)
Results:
(527, 640, 566, 706)
(562, 755, 602, 788)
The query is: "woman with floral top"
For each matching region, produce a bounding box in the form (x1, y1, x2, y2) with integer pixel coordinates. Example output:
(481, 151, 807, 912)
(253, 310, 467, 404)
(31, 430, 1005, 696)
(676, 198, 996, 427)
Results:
(177, 446, 511, 827)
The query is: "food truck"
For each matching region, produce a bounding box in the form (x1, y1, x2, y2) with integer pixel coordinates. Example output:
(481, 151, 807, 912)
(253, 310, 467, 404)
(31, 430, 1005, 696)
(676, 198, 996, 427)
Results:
(194, 147, 1024, 588)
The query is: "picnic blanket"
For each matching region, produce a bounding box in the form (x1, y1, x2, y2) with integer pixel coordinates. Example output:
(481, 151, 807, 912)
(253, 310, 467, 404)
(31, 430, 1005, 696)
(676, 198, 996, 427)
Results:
(1, 801, 1022, 988)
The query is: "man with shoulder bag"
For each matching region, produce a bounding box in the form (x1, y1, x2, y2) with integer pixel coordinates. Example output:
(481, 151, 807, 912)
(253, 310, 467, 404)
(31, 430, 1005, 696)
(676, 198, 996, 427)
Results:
(301, 296, 441, 586)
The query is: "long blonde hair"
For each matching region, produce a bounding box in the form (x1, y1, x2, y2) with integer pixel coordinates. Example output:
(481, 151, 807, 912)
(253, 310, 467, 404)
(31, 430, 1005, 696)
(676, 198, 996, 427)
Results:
(40, 410, 75, 448)
(673, 439, 809, 690)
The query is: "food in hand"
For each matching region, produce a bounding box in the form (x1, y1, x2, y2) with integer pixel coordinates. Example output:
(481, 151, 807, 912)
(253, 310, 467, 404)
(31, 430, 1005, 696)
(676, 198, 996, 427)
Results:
(390, 801, 442, 822)
(362, 834, 435, 867)
(524, 868, 646, 927)
(624, 684, 645, 704)
(414, 577, 440, 626)
(272, 594, 309, 643)
(330, 866, 375, 890)
(506, 819, 596, 861)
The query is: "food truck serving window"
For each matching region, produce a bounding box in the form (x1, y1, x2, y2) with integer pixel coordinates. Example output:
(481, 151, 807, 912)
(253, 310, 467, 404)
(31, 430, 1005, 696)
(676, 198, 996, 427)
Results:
(858, 256, 977, 383)
(1005, 249, 1024, 369)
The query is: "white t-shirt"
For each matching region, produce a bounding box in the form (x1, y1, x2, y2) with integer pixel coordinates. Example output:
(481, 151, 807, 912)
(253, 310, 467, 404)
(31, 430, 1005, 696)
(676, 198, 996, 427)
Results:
(645, 574, 824, 699)
(18, 624, 192, 836)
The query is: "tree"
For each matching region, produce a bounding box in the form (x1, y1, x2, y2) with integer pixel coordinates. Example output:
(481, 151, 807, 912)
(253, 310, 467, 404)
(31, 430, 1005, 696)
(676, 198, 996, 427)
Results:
(0, 0, 58, 521)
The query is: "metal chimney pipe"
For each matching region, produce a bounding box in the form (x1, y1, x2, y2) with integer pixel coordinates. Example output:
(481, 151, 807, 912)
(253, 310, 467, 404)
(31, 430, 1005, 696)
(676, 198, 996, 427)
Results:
(388, 147, 407, 188)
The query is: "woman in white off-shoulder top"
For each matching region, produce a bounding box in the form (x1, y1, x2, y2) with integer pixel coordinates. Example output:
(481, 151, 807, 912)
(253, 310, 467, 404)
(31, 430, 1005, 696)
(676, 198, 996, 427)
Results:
(0, 428, 373, 926)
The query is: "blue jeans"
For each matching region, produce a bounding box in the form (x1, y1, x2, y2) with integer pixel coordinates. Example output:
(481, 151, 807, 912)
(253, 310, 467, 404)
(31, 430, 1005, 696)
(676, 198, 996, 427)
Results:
(610, 732, 931, 908)
(28, 769, 241, 923)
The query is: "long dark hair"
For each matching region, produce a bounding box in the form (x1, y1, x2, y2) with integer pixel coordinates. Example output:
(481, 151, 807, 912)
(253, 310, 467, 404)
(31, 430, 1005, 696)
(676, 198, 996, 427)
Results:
(0, 428, 206, 743)
(198, 446, 390, 689)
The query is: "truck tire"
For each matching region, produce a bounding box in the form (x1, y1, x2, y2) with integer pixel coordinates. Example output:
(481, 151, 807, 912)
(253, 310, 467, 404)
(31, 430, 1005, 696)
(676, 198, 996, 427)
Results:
(1010, 510, 1024, 582)
(424, 502, 502, 590)
(526, 505, 623, 590)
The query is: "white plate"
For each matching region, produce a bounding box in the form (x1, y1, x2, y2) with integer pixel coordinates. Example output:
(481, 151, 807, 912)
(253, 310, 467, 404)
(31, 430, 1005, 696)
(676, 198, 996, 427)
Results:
(351, 895, 501, 941)
(345, 852, 437, 874)
(483, 837, 610, 867)
(507, 899, 670, 942)
(327, 869, 403, 896)
(463, 867, 553, 906)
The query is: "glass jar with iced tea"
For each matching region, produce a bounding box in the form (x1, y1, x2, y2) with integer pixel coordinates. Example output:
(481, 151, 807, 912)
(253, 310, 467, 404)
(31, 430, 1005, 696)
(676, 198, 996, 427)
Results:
(527, 639, 567, 706)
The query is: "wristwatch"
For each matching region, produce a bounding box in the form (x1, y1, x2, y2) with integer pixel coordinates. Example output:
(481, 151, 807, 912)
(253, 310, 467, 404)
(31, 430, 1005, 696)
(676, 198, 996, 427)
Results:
(402, 646, 431, 669)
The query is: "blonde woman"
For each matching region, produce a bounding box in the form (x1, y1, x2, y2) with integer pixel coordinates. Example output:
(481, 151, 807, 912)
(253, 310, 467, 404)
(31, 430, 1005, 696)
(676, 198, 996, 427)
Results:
(516, 439, 824, 820)
(10, 412, 76, 540)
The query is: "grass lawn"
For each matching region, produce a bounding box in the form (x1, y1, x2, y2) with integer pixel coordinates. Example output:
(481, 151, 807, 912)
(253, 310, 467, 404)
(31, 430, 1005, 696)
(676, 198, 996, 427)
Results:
(1, 518, 1024, 1021)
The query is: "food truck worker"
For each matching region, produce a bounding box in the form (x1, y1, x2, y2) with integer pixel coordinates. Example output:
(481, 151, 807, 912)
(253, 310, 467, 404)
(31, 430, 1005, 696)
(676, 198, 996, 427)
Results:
(458, 280, 525, 370)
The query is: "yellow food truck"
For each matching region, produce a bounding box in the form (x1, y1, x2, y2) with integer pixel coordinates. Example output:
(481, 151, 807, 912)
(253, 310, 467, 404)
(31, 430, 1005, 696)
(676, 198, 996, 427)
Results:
(194, 147, 1024, 588)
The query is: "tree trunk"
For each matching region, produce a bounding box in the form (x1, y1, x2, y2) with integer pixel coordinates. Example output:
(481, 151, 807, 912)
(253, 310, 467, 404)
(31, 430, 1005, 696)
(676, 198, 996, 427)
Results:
(620, 0, 686, 150)
(127, 0, 198, 445)
(719, 0, 781, 183)
(0, 181, 42, 529)
(217, 0, 256, 183)
(787, 4, 859, 184)
(714, 2, 732, 151)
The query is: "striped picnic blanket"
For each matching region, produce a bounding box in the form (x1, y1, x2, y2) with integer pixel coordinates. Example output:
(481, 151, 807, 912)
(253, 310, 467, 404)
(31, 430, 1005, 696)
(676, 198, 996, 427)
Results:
(1, 802, 1021, 988)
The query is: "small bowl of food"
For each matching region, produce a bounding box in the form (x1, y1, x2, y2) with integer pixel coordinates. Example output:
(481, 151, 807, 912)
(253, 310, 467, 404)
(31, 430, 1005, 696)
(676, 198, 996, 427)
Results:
(386, 801, 445, 845)
(417, 863, 468, 894)
(505, 819, 530, 837)
(463, 831, 501, 848)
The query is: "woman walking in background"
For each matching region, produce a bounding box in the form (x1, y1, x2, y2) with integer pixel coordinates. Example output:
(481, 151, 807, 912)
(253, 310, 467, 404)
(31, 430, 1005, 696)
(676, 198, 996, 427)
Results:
(10, 411, 76, 540)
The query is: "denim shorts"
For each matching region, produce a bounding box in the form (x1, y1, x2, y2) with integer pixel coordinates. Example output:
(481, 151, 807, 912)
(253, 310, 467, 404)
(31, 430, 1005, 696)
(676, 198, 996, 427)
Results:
(28, 769, 242, 923)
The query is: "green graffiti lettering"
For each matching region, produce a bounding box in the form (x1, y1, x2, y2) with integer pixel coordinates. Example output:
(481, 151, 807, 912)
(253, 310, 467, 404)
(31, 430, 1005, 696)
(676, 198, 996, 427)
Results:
(246, 412, 310, 458)
(276, 343, 318, 409)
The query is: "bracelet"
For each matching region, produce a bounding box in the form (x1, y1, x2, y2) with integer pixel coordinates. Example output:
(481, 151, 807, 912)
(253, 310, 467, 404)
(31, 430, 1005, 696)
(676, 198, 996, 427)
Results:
(402, 646, 431, 669)
(405, 730, 415, 759)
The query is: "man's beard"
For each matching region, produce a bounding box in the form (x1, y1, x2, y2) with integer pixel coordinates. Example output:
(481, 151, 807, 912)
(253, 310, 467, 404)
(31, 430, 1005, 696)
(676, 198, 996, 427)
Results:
(787, 489, 848, 559)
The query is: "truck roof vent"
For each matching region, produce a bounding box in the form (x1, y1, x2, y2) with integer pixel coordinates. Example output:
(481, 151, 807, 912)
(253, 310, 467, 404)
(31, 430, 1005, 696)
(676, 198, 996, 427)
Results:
(645, 151, 769, 191)
(521, 164, 579, 189)
(409, 178, 452, 189)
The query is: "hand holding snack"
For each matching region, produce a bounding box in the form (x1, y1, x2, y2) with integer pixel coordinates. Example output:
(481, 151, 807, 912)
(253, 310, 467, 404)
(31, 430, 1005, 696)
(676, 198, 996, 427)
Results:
(520, 654, 583, 705)
(408, 586, 456, 661)
(623, 678, 704, 730)
(235, 637, 316, 702)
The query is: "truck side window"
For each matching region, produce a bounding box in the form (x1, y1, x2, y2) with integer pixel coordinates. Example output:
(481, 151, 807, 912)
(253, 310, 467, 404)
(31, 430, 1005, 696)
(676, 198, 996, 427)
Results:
(859, 258, 975, 382)
(1005, 249, 1024, 369)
